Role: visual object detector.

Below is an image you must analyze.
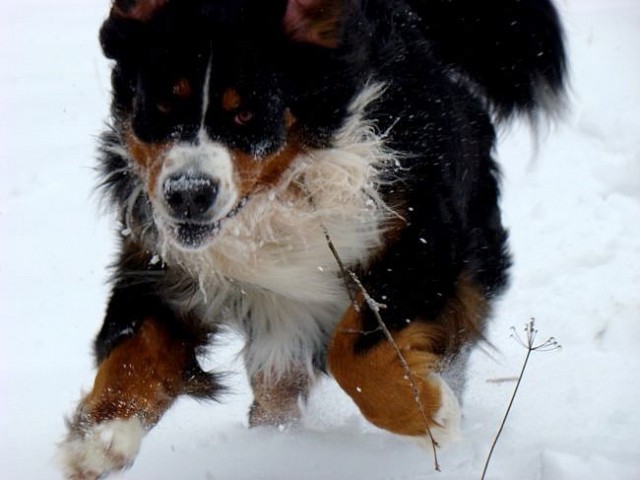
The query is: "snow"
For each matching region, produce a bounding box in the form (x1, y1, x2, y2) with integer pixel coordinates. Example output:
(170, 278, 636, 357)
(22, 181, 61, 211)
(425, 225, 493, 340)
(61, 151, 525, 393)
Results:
(1, 0, 639, 478)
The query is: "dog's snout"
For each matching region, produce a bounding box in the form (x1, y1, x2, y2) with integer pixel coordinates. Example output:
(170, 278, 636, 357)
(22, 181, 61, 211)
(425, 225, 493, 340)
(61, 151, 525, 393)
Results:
(163, 173, 219, 221)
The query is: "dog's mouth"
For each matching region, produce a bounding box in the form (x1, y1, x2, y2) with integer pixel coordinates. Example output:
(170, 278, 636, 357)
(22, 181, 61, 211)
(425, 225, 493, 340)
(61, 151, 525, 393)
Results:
(166, 221, 221, 249)
(162, 197, 248, 250)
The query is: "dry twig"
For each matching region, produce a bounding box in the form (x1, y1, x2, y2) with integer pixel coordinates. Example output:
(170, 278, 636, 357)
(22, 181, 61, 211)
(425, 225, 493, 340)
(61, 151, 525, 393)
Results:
(480, 318, 561, 480)
(321, 226, 441, 471)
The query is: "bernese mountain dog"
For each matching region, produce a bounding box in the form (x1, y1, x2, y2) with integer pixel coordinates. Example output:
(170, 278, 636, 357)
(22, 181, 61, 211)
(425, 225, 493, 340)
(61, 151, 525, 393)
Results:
(58, 0, 566, 478)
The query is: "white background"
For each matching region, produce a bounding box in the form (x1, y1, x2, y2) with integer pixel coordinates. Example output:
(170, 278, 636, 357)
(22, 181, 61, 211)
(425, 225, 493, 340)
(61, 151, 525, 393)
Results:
(1, 1, 639, 478)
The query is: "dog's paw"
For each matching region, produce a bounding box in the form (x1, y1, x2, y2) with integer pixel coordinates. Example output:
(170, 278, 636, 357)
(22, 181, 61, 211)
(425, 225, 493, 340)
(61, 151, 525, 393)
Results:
(431, 375, 462, 443)
(57, 417, 146, 480)
(413, 375, 461, 449)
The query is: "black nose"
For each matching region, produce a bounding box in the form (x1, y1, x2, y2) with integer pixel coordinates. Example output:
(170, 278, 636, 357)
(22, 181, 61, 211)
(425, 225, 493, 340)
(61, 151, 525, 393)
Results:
(162, 173, 218, 221)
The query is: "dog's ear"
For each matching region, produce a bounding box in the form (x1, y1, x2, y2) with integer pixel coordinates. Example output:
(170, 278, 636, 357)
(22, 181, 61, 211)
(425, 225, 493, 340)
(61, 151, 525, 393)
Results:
(110, 0, 168, 22)
(283, 0, 348, 48)
(100, 0, 168, 60)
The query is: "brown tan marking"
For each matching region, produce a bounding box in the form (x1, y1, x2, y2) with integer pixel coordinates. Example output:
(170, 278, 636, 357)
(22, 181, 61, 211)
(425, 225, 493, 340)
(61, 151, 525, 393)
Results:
(435, 273, 489, 352)
(122, 126, 173, 197)
(172, 78, 192, 99)
(232, 142, 304, 198)
(284, 108, 297, 129)
(231, 109, 303, 197)
(328, 274, 488, 436)
(248, 367, 311, 427)
(75, 318, 195, 428)
(221, 88, 242, 112)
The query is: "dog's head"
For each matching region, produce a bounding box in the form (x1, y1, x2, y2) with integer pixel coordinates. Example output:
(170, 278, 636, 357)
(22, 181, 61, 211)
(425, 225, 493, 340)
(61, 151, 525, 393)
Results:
(100, 0, 363, 249)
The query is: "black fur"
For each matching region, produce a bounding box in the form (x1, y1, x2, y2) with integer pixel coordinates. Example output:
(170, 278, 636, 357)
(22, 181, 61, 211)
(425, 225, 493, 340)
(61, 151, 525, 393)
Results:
(407, 0, 567, 119)
(95, 0, 565, 387)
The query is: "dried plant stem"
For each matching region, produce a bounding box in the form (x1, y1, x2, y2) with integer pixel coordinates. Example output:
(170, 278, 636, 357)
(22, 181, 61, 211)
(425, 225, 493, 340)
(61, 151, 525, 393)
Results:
(480, 319, 560, 480)
(348, 270, 441, 470)
(480, 347, 532, 480)
(321, 227, 441, 472)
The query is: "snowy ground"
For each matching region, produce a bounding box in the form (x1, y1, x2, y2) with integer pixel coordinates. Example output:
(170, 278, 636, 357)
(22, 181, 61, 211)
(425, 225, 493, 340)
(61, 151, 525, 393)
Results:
(1, 1, 639, 479)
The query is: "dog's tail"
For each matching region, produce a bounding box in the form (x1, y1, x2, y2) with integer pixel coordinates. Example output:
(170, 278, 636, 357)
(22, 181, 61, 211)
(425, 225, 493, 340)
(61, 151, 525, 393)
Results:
(408, 0, 567, 120)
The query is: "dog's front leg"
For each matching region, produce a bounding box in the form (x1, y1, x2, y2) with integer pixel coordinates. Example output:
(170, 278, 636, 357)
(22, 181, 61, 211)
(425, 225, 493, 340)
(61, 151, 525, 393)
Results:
(58, 255, 220, 480)
(327, 273, 489, 445)
(58, 315, 200, 479)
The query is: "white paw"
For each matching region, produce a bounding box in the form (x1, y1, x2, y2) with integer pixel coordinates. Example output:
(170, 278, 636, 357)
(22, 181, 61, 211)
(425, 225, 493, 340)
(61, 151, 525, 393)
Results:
(413, 375, 461, 449)
(58, 417, 146, 480)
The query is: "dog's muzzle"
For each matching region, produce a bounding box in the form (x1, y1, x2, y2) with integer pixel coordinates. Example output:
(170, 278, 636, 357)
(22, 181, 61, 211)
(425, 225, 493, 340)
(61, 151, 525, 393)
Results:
(156, 141, 241, 250)
(160, 172, 221, 249)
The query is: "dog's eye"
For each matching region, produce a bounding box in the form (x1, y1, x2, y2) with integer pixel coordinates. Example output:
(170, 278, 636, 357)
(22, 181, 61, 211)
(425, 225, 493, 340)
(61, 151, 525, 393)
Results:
(234, 110, 254, 126)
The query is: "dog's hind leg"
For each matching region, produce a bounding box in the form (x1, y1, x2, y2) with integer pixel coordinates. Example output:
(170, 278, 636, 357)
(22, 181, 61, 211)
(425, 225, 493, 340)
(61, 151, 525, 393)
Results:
(327, 275, 488, 445)
(58, 316, 218, 480)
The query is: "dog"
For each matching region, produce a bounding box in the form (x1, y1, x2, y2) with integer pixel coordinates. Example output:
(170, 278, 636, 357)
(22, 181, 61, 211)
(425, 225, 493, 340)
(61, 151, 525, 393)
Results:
(58, 0, 566, 478)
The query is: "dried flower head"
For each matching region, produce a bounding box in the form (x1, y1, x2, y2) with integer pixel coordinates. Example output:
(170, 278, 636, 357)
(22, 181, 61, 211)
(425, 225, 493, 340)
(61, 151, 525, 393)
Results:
(510, 318, 562, 352)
